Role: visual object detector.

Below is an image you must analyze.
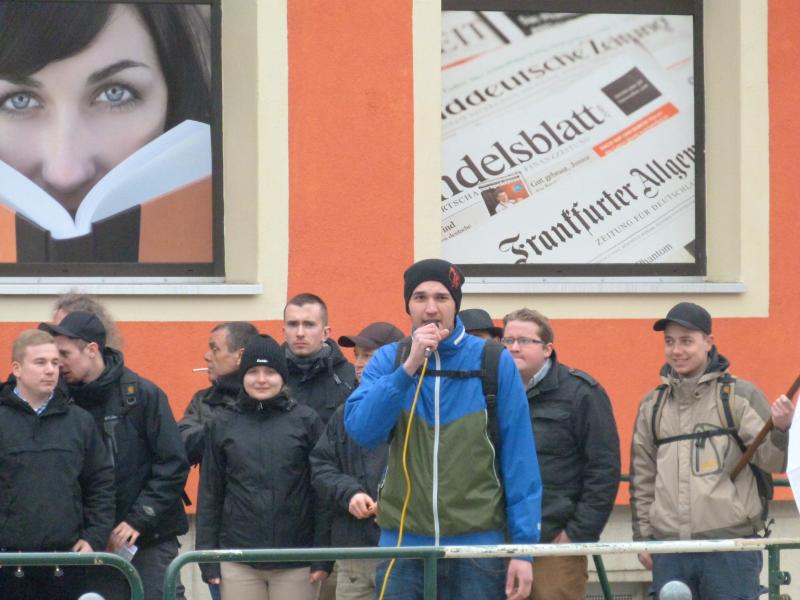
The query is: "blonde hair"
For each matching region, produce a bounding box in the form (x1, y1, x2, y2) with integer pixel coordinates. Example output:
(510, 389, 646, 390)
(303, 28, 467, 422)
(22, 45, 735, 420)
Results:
(12, 329, 55, 363)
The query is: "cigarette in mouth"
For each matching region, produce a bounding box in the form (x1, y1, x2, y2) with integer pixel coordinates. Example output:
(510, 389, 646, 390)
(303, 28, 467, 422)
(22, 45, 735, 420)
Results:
(192, 368, 209, 372)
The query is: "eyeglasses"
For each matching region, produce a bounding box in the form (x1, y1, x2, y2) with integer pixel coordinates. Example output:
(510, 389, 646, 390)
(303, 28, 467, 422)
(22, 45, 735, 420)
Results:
(501, 337, 546, 347)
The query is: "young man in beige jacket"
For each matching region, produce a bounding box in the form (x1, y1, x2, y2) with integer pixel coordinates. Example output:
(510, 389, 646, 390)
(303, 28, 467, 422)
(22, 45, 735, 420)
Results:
(630, 302, 794, 599)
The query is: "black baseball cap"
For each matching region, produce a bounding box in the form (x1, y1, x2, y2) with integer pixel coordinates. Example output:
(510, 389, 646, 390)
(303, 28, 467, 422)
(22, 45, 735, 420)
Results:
(39, 310, 107, 348)
(338, 322, 405, 350)
(459, 308, 503, 338)
(653, 302, 712, 335)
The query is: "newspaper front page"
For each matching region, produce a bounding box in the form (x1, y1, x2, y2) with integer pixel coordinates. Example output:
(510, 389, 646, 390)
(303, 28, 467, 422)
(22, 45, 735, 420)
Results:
(441, 12, 697, 268)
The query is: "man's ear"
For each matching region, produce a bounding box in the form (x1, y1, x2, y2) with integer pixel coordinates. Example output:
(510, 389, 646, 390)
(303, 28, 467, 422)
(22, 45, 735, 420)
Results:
(11, 361, 22, 378)
(235, 348, 245, 367)
(86, 341, 100, 358)
(323, 325, 331, 341)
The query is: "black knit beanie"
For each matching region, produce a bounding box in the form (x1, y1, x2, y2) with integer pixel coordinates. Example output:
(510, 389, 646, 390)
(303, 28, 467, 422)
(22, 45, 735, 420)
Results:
(239, 334, 289, 384)
(403, 259, 465, 314)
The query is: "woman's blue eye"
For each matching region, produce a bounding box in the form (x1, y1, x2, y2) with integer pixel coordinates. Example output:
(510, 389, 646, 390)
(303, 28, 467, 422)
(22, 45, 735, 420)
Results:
(95, 84, 135, 105)
(1, 93, 40, 111)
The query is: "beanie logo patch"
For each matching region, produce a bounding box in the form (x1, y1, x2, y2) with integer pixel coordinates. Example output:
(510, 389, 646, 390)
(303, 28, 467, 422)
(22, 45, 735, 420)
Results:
(449, 266, 462, 290)
(256, 358, 269, 363)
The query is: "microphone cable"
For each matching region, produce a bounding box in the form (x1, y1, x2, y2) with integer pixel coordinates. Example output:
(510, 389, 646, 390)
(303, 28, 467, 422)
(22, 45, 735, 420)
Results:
(378, 353, 430, 600)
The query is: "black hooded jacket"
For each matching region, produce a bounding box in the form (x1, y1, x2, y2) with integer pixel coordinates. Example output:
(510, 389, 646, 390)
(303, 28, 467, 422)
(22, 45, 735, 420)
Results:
(527, 351, 621, 543)
(0, 382, 114, 552)
(196, 389, 329, 581)
(285, 339, 357, 424)
(67, 348, 189, 546)
(310, 403, 387, 547)
(179, 373, 241, 465)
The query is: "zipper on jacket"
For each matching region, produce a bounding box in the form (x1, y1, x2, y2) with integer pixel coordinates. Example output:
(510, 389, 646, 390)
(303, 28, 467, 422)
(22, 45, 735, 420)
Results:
(432, 350, 441, 546)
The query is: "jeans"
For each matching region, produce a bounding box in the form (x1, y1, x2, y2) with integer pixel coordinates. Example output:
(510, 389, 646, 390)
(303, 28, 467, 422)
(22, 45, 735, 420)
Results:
(209, 582, 222, 600)
(652, 551, 763, 600)
(374, 557, 507, 600)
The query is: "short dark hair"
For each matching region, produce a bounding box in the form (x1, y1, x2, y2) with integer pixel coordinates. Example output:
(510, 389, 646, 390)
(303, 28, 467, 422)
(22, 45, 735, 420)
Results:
(212, 321, 259, 352)
(0, 3, 211, 128)
(503, 308, 554, 345)
(285, 293, 329, 325)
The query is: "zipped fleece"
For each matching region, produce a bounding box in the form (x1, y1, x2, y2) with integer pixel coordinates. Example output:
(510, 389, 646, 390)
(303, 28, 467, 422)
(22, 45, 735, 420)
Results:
(345, 318, 542, 547)
(630, 349, 788, 541)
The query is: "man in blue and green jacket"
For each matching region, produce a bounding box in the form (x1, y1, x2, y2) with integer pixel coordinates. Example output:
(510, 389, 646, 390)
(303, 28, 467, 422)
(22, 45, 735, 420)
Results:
(345, 258, 542, 600)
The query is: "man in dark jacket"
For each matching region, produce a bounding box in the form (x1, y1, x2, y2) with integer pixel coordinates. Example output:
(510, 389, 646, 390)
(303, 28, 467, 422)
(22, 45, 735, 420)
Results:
(503, 308, 620, 600)
(41, 311, 190, 600)
(283, 293, 357, 424)
(0, 329, 115, 599)
(310, 321, 404, 600)
(179, 321, 259, 465)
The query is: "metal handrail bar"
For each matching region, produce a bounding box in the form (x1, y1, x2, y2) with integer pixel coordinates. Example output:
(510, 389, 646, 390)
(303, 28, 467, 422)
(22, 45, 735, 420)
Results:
(0, 551, 145, 600)
(164, 539, 800, 600)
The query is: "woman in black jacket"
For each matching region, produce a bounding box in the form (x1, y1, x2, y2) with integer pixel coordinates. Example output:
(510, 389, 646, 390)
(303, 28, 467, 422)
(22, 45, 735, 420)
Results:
(196, 334, 328, 600)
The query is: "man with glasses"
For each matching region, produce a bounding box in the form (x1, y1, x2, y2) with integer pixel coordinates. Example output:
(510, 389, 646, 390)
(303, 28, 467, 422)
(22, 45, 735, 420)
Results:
(503, 308, 620, 600)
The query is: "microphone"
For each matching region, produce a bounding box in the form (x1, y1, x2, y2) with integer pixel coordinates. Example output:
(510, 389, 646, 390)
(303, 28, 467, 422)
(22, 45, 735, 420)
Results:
(659, 580, 691, 600)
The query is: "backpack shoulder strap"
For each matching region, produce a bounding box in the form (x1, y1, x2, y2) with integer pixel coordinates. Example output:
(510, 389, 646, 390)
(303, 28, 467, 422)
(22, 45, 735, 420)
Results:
(650, 384, 669, 444)
(718, 374, 747, 451)
(393, 337, 413, 370)
(481, 340, 504, 469)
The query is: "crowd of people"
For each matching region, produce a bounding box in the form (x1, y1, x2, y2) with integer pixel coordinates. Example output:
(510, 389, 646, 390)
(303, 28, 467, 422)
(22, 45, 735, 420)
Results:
(0, 259, 794, 600)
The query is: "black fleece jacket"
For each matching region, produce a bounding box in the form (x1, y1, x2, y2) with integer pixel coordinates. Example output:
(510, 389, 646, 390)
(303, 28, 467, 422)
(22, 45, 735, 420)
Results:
(0, 382, 115, 552)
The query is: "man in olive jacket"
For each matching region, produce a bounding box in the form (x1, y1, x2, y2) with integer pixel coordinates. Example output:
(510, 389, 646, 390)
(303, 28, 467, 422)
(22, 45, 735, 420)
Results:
(631, 302, 794, 600)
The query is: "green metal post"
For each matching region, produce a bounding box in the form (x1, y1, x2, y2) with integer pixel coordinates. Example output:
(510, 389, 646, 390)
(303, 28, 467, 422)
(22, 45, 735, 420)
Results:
(423, 554, 438, 600)
(593, 554, 613, 600)
(768, 545, 781, 600)
(0, 552, 145, 600)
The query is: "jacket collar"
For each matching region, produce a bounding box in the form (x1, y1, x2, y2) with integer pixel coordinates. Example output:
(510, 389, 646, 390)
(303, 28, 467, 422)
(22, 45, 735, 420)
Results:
(0, 381, 70, 416)
(433, 316, 468, 356)
(235, 389, 294, 413)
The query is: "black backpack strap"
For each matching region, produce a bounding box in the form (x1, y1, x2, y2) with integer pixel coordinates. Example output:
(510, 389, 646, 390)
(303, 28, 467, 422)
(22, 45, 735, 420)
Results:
(650, 384, 669, 444)
(393, 337, 413, 370)
(718, 374, 773, 529)
(481, 341, 503, 475)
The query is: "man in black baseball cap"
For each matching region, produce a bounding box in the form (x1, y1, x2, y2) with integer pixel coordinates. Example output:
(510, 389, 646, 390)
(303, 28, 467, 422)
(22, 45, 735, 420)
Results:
(40, 310, 107, 349)
(40, 309, 189, 600)
(630, 301, 794, 598)
(652, 301, 712, 335)
(338, 322, 404, 382)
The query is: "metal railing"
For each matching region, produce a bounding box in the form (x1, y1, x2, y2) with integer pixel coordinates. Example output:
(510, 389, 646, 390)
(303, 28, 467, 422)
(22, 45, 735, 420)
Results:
(0, 551, 145, 600)
(164, 538, 800, 600)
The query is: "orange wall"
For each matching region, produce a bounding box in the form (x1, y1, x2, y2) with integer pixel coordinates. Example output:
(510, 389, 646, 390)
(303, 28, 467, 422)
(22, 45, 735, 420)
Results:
(0, 0, 797, 506)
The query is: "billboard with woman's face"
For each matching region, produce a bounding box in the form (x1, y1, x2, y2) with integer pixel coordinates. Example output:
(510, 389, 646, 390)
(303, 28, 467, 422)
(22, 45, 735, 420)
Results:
(0, 0, 221, 275)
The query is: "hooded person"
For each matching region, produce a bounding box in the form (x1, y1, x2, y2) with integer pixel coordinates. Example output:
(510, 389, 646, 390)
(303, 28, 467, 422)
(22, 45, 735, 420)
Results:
(39, 310, 189, 600)
(282, 293, 357, 424)
(344, 258, 542, 600)
(311, 321, 405, 600)
(630, 302, 794, 600)
(196, 334, 331, 600)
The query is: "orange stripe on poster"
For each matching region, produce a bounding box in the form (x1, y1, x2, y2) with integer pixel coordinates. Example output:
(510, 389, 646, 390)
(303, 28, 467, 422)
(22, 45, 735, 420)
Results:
(0, 206, 16, 262)
(594, 102, 679, 157)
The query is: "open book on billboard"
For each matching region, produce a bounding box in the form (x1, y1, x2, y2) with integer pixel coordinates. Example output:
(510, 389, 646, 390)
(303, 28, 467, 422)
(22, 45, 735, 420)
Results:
(0, 120, 213, 263)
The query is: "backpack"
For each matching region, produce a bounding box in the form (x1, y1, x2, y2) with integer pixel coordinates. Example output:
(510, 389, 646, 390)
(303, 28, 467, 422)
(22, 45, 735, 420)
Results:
(650, 373, 774, 532)
(393, 337, 504, 469)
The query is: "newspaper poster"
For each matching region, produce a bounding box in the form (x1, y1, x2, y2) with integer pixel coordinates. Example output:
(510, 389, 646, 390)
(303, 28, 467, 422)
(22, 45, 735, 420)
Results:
(441, 12, 698, 268)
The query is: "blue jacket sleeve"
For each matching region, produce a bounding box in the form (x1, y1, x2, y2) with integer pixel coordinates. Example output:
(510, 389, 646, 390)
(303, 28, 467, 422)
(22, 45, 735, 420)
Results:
(344, 344, 416, 448)
(496, 350, 542, 545)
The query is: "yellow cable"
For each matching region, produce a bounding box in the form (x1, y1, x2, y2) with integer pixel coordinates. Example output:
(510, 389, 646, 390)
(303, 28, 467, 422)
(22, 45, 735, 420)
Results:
(378, 355, 429, 600)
